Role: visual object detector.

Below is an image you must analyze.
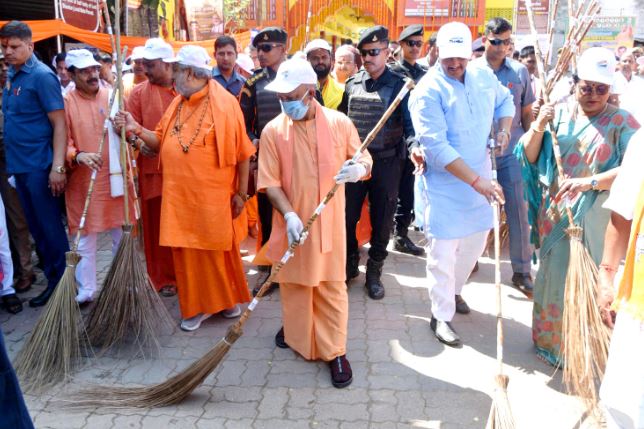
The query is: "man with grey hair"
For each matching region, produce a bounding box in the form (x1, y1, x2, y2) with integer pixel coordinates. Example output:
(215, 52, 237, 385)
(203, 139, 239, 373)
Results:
(333, 44, 359, 84)
(115, 45, 255, 332)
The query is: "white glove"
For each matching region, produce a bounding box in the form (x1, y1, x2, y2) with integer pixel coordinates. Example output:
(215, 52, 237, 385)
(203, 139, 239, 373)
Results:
(284, 211, 306, 246)
(334, 160, 367, 184)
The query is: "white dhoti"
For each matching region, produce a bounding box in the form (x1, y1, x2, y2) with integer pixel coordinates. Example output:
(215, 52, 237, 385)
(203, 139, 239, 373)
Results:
(425, 230, 488, 322)
(75, 228, 123, 300)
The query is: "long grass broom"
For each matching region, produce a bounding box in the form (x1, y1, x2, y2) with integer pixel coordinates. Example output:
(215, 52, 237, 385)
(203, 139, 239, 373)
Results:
(14, 90, 118, 392)
(70, 79, 416, 408)
(85, 1, 173, 355)
(486, 135, 515, 429)
(525, 0, 610, 411)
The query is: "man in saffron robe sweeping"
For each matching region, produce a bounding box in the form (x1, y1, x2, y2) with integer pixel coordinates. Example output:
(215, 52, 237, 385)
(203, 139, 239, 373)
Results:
(125, 38, 178, 296)
(115, 46, 254, 331)
(257, 59, 372, 387)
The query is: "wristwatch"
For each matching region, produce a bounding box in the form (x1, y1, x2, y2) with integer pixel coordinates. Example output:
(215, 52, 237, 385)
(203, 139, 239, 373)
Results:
(53, 165, 67, 174)
(236, 192, 250, 202)
(590, 178, 599, 191)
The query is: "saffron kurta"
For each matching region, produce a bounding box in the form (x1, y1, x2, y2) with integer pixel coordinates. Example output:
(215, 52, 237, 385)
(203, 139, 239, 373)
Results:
(126, 81, 177, 290)
(154, 81, 255, 318)
(64, 87, 134, 234)
(257, 102, 372, 360)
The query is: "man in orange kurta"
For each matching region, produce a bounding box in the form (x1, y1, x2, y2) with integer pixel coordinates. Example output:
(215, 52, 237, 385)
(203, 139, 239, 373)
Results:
(125, 38, 177, 296)
(63, 49, 134, 304)
(257, 59, 372, 388)
(116, 46, 254, 332)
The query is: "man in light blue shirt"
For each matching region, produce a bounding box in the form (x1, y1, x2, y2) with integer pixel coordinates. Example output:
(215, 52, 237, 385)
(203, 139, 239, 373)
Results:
(473, 17, 535, 295)
(409, 21, 514, 347)
(212, 36, 246, 97)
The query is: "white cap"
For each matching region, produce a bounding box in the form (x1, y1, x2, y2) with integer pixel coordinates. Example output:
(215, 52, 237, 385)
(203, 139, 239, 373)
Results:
(437, 22, 472, 59)
(130, 46, 145, 61)
(304, 39, 332, 55)
(163, 45, 212, 71)
(265, 58, 317, 93)
(142, 38, 174, 60)
(65, 49, 101, 69)
(236, 53, 255, 74)
(577, 47, 616, 86)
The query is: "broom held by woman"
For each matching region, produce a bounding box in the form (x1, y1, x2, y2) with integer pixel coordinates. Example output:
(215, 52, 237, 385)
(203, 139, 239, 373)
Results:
(514, 46, 640, 366)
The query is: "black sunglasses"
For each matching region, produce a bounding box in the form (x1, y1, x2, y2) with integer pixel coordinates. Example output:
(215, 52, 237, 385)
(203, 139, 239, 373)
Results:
(257, 43, 282, 53)
(488, 38, 512, 46)
(405, 40, 423, 48)
(360, 48, 383, 57)
(578, 84, 610, 96)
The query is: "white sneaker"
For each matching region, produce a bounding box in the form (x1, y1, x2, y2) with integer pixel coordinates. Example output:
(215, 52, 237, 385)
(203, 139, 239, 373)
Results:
(180, 313, 213, 331)
(220, 305, 241, 319)
(75, 291, 94, 304)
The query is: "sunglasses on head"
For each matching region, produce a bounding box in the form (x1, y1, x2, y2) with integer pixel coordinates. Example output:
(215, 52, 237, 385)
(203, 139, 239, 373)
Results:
(405, 40, 423, 48)
(360, 48, 383, 57)
(488, 38, 512, 46)
(257, 43, 282, 53)
(578, 84, 610, 96)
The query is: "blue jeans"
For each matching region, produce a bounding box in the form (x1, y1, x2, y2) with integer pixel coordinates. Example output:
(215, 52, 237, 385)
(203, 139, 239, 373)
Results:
(13, 169, 69, 289)
(0, 330, 34, 429)
(496, 155, 532, 274)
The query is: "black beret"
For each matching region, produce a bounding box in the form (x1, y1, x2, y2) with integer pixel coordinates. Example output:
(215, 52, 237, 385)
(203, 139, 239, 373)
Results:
(398, 24, 424, 42)
(253, 27, 288, 47)
(357, 26, 389, 49)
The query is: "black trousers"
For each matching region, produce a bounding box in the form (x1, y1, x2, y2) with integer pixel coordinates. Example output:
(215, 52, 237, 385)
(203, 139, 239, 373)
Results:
(345, 156, 404, 263)
(394, 158, 415, 237)
(257, 192, 273, 248)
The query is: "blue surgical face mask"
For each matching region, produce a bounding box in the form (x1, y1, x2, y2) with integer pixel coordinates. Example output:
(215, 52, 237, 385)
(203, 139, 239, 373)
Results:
(280, 92, 310, 120)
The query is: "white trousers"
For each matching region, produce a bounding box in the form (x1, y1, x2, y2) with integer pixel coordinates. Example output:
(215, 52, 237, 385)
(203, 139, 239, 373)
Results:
(425, 230, 488, 322)
(0, 196, 15, 297)
(75, 228, 122, 298)
(600, 310, 644, 429)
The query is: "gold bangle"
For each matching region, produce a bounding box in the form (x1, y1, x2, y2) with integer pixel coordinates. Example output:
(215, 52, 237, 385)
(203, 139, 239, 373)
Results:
(236, 191, 250, 202)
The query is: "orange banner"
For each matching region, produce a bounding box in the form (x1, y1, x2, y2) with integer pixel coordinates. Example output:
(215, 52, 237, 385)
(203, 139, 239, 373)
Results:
(0, 20, 252, 53)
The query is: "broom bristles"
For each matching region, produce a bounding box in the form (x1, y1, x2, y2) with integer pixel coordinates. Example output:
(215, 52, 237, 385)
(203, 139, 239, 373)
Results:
(85, 226, 174, 355)
(71, 322, 243, 408)
(562, 226, 611, 411)
(486, 375, 516, 429)
(15, 251, 84, 392)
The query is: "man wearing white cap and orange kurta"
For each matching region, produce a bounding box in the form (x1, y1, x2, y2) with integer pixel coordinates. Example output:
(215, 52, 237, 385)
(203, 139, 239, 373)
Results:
(257, 58, 372, 388)
(409, 22, 514, 347)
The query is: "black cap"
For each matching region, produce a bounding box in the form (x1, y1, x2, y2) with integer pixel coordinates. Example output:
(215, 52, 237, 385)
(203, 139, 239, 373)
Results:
(253, 27, 288, 47)
(398, 24, 424, 42)
(357, 26, 389, 49)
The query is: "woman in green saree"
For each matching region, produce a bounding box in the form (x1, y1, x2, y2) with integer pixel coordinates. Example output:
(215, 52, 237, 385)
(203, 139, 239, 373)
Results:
(515, 47, 640, 366)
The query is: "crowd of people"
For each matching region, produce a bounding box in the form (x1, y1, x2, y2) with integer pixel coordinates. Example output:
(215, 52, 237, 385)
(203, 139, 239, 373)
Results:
(0, 14, 643, 426)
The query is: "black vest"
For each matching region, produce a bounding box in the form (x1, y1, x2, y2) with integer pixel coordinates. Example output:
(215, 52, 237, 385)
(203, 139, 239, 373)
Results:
(255, 73, 282, 137)
(346, 71, 404, 156)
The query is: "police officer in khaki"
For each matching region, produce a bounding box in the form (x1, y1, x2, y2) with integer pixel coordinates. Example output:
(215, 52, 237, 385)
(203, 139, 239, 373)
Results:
(339, 26, 415, 300)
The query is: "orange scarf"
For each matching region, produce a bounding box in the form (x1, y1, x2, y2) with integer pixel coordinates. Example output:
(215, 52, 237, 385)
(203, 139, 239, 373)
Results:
(158, 80, 241, 169)
(267, 101, 335, 261)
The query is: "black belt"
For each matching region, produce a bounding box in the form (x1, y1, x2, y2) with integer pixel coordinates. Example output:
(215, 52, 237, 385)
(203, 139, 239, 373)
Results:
(369, 147, 398, 160)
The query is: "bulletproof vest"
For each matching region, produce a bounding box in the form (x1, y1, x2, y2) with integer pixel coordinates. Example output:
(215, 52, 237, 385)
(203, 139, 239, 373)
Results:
(346, 75, 403, 155)
(255, 76, 282, 136)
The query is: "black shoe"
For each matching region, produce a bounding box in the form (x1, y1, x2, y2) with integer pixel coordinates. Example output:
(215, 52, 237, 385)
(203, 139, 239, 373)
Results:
(365, 259, 385, 300)
(511, 273, 534, 297)
(393, 235, 425, 256)
(1, 294, 23, 314)
(329, 355, 353, 388)
(29, 286, 56, 307)
(275, 327, 290, 349)
(455, 295, 470, 314)
(346, 252, 360, 281)
(430, 317, 461, 347)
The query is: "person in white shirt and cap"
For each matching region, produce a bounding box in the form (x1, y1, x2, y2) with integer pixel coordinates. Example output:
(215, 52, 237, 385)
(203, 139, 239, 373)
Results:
(257, 58, 372, 388)
(409, 21, 514, 347)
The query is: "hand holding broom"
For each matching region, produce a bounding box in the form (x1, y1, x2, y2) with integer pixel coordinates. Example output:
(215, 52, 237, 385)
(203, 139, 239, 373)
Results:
(72, 78, 415, 408)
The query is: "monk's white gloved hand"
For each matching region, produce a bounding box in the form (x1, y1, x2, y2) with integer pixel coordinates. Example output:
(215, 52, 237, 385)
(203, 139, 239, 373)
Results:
(284, 211, 307, 246)
(334, 160, 367, 184)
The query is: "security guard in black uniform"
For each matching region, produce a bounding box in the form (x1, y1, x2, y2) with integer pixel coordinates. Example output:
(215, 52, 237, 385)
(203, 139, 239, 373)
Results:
(338, 26, 415, 300)
(240, 27, 288, 296)
(388, 24, 427, 256)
